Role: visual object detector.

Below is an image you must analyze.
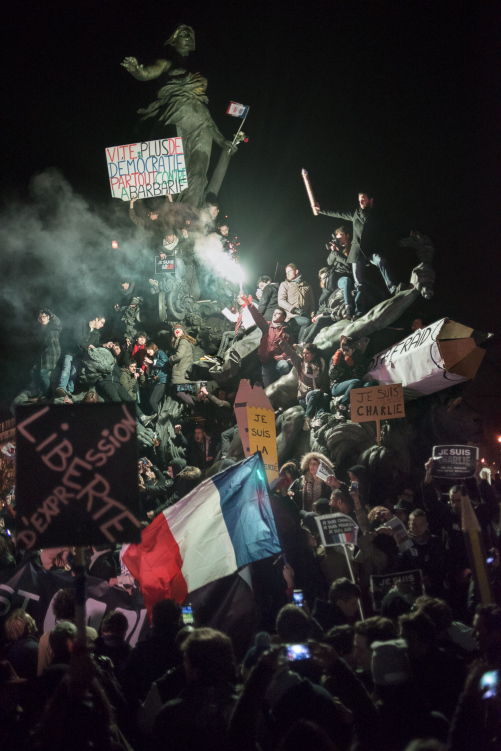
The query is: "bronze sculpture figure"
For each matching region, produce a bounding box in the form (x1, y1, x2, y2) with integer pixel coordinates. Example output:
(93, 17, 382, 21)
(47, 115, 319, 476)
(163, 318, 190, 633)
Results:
(122, 25, 237, 208)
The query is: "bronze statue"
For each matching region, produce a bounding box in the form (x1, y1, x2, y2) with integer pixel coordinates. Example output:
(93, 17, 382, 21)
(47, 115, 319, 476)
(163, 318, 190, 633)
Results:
(122, 25, 237, 208)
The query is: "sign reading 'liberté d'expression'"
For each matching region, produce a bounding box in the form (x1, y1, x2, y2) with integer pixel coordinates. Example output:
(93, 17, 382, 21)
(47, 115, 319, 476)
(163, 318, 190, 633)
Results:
(105, 139, 188, 201)
(15, 404, 142, 549)
(350, 384, 405, 422)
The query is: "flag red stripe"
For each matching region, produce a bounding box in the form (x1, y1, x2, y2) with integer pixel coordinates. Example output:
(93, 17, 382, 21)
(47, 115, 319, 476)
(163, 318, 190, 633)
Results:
(122, 512, 188, 619)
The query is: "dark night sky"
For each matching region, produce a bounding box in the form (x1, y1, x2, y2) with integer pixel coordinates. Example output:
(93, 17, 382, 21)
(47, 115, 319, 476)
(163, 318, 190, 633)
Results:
(1, 0, 500, 409)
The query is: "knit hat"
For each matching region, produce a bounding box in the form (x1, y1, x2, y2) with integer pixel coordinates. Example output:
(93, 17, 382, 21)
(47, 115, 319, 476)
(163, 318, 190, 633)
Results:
(371, 639, 411, 686)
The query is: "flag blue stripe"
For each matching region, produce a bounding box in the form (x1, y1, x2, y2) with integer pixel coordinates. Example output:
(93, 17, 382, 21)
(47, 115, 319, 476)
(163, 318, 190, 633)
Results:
(213, 454, 281, 567)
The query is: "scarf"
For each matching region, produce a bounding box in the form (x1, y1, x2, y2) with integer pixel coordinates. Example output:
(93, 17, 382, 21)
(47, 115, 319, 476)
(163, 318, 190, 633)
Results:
(163, 237, 179, 252)
(302, 471, 324, 511)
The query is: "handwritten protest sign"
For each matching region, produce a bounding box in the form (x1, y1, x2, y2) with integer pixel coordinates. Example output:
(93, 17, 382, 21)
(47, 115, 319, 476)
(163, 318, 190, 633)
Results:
(370, 569, 424, 612)
(350, 384, 405, 445)
(350, 384, 404, 421)
(315, 513, 358, 547)
(15, 404, 141, 549)
(432, 445, 479, 479)
(234, 381, 278, 485)
(155, 256, 176, 275)
(105, 139, 188, 201)
(365, 319, 486, 397)
(248, 406, 278, 485)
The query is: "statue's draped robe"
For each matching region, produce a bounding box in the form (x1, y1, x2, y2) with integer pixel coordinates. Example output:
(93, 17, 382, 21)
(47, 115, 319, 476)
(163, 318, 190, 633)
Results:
(139, 73, 220, 208)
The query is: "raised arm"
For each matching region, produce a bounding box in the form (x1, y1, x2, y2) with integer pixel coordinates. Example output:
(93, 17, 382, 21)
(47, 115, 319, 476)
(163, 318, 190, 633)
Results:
(279, 339, 302, 370)
(121, 56, 172, 81)
(315, 204, 355, 222)
(245, 301, 270, 334)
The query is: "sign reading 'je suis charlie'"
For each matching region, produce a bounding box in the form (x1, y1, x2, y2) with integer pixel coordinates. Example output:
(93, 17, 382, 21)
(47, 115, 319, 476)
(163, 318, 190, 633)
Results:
(105, 139, 188, 201)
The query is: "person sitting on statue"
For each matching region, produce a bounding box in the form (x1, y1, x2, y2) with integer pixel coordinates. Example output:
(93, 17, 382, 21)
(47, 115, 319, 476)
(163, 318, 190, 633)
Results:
(257, 276, 280, 322)
(143, 341, 169, 417)
(217, 222, 237, 259)
(329, 337, 372, 421)
(149, 229, 188, 294)
(216, 294, 258, 360)
(277, 339, 330, 431)
(169, 324, 197, 407)
(243, 301, 292, 388)
(326, 226, 357, 319)
(277, 263, 315, 344)
(300, 268, 343, 344)
(314, 191, 404, 313)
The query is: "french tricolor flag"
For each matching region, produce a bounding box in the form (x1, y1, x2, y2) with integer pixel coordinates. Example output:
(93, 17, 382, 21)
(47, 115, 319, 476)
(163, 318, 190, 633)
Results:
(226, 101, 249, 118)
(123, 453, 281, 617)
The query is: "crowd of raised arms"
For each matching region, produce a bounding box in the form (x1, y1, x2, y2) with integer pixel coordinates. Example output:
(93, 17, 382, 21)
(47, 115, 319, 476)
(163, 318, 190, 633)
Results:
(1, 191, 500, 751)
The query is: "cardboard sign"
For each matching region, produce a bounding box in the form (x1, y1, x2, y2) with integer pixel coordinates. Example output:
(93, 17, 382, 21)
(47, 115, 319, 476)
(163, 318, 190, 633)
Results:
(432, 445, 479, 479)
(370, 569, 424, 612)
(247, 406, 279, 485)
(155, 256, 176, 274)
(234, 381, 278, 485)
(350, 384, 405, 422)
(105, 139, 188, 201)
(15, 404, 142, 549)
(316, 513, 358, 547)
(365, 319, 486, 397)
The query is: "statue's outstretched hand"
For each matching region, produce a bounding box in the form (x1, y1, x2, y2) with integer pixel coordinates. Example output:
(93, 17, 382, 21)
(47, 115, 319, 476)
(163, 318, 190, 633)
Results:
(121, 57, 139, 72)
(224, 140, 238, 154)
(410, 262, 435, 299)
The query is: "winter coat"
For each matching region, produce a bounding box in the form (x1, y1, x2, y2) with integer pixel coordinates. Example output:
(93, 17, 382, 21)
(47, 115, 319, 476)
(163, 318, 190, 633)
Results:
(79, 347, 116, 387)
(277, 276, 315, 321)
(148, 350, 169, 385)
(319, 205, 395, 263)
(258, 282, 280, 321)
(329, 348, 367, 384)
(170, 336, 195, 385)
(36, 313, 62, 371)
(326, 247, 352, 284)
(120, 366, 145, 397)
(64, 320, 102, 356)
(280, 340, 329, 399)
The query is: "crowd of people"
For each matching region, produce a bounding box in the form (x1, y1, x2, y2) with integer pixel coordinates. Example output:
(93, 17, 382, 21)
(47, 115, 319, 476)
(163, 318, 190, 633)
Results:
(1, 190, 500, 750)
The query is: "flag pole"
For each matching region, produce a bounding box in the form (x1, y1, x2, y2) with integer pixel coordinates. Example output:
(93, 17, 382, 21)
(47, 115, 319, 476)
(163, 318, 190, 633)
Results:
(231, 109, 249, 148)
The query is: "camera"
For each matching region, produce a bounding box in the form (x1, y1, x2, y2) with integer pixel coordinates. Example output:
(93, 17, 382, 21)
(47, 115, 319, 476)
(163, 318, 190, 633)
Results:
(182, 605, 194, 625)
(293, 589, 304, 606)
(176, 381, 208, 394)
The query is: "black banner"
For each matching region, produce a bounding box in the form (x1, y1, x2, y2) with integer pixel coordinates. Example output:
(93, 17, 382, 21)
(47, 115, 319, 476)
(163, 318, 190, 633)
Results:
(0, 563, 149, 647)
(15, 404, 141, 549)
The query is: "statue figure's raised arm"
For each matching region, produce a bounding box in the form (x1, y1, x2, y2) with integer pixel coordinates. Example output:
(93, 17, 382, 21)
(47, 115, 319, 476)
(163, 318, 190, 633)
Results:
(121, 23, 196, 82)
(121, 56, 171, 81)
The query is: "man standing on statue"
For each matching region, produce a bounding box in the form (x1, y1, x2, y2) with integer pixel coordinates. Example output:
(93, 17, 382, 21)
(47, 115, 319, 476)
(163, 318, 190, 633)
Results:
(314, 191, 403, 315)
